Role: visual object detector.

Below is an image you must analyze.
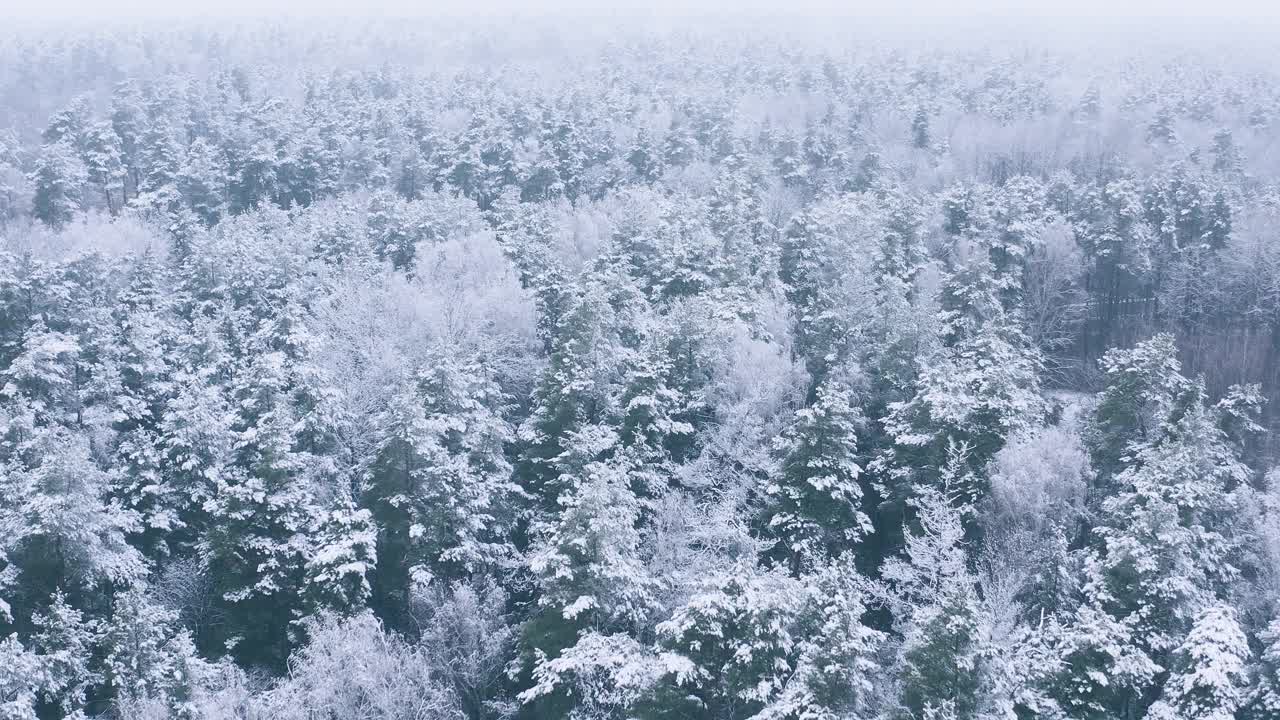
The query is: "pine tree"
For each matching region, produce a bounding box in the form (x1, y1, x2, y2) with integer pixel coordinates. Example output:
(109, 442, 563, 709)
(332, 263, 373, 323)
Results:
(642, 556, 884, 720)
(29, 142, 87, 229)
(707, 157, 776, 289)
(491, 196, 573, 352)
(1, 319, 84, 428)
(1146, 107, 1179, 146)
(365, 352, 516, 622)
(663, 119, 697, 169)
(200, 349, 315, 669)
(766, 377, 870, 570)
(304, 500, 377, 617)
(155, 354, 235, 562)
(42, 96, 91, 149)
(863, 189, 928, 412)
(878, 482, 984, 720)
(527, 427, 655, 629)
(911, 107, 931, 149)
(0, 131, 26, 225)
(616, 315, 706, 482)
(517, 277, 633, 508)
(179, 137, 227, 226)
(0, 633, 43, 720)
(1247, 615, 1280, 719)
(102, 589, 205, 716)
(779, 196, 884, 389)
(1147, 605, 1249, 720)
(608, 191, 726, 303)
(1076, 85, 1102, 122)
(82, 122, 125, 215)
(106, 255, 183, 562)
(1087, 334, 1187, 485)
(521, 427, 658, 718)
(1055, 352, 1253, 720)
(1044, 598, 1158, 720)
(0, 423, 145, 613)
(27, 593, 100, 719)
(0, 593, 100, 720)
(644, 564, 809, 720)
(135, 119, 185, 213)
(1211, 128, 1243, 176)
(879, 231, 1044, 513)
(627, 128, 664, 184)
(754, 559, 886, 720)
(366, 191, 419, 271)
(110, 81, 147, 200)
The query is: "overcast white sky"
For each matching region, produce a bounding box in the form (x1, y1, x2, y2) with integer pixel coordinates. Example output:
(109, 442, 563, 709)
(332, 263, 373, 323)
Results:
(5, 0, 1280, 22)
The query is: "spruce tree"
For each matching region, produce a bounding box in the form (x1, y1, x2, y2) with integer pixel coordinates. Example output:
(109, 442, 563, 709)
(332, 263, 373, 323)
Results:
(365, 353, 517, 621)
(766, 377, 870, 570)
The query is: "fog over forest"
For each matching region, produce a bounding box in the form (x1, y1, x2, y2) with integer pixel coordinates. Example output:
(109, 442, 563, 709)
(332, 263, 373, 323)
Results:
(3, 6, 1280, 720)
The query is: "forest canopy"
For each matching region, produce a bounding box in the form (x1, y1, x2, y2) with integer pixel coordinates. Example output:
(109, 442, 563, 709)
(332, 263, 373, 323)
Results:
(2, 13, 1280, 720)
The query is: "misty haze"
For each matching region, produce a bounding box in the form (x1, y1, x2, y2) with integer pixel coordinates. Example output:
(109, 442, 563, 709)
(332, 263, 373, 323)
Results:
(2, 4, 1280, 719)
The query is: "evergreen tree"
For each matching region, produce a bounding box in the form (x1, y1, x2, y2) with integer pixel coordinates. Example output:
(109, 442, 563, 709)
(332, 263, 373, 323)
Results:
(42, 96, 91, 150)
(81, 122, 125, 215)
(517, 277, 634, 508)
(779, 195, 882, 389)
(1054, 347, 1253, 720)
(644, 565, 810, 720)
(877, 481, 984, 720)
(105, 255, 183, 562)
(134, 119, 185, 220)
(521, 427, 657, 718)
(109, 80, 147, 200)
(200, 349, 316, 669)
(102, 589, 206, 716)
(707, 157, 776, 288)
(179, 137, 227, 226)
(0, 632, 43, 719)
(27, 593, 100, 719)
(1147, 605, 1249, 720)
(29, 142, 87, 229)
(911, 107, 931, 149)
(753, 560, 886, 720)
(0, 593, 100, 720)
(0, 421, 145, 617)
(1246, 614, 1280, 719)
(879, 230, 1044, 513)
(155, 350, 235, 563)
(365, 353, 516, 622)
(1087, 334, 1187, 485)
(627, 128, 664, 183)
(766, 376, 870, 570)
(304, 500, 377, 618)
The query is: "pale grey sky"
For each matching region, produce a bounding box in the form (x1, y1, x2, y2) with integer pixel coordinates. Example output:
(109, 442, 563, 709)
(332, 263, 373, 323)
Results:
(6, 0, 1280, 22)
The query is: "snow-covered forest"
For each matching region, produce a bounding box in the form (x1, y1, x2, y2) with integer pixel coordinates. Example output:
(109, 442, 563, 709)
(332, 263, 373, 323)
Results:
(3, 10, 1280, 720)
